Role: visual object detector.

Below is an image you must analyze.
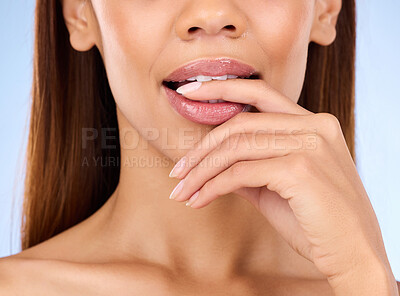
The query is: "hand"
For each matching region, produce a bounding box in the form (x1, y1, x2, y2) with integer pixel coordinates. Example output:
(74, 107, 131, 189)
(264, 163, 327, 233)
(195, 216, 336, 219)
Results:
(168, 79, 398, 295)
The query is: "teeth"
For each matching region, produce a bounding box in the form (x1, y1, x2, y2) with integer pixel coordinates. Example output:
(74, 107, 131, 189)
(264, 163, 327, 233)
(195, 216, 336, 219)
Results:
(212, 75, 227, 80)
(206, 99, 225, 104)
(196, 75, 213, 82)
(184, 74, 239, 82)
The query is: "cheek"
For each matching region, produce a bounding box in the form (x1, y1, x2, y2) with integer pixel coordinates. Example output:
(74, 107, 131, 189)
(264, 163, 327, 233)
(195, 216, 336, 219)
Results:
(248, 1, 315, 101)
(91, 2, 171, 128)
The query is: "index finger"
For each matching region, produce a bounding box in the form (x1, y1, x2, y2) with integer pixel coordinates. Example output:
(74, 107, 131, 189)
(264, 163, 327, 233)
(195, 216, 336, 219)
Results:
(169, 112, 318, 179)
(176, 79, 313, 115)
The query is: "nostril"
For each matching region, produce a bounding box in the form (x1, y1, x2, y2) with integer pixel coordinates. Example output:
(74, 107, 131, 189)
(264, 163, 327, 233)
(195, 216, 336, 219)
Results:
(188, 27, 200, 33)
(224, 25, 235, 31)
(188, 25, 236, 35)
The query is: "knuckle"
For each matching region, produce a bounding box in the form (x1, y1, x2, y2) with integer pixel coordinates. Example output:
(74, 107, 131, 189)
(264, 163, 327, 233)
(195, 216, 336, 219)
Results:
(229, 161, 247, 178)
(313, 113, 343, 141)
(314, 134, 329, 155)
(232, 133, 253, 153)
(290, 153, 314, 176)
(202, 178, 222, 198)
(221, 133, 241, 151)
(185, 163, 207, 186)
(202, 179, 214, 195)
(252, 80, 271, 106)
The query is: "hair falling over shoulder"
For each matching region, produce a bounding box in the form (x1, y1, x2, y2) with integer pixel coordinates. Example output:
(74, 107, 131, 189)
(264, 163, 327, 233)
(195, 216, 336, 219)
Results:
(22, 0, 356, 249)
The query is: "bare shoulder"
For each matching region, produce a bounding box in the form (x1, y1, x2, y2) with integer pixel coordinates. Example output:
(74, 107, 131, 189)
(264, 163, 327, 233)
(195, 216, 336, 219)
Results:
(397, 280, 400, 294)
(0, 230, 102, 296)
(0, 256, 47, 294)
(0, 256, 17, 294)
(0, 254, 173, 296)
(0, 255, 105, 295)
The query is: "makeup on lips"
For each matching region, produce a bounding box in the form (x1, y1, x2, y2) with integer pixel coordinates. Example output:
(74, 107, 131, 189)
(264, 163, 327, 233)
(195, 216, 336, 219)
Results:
(162, 58, 260, 125)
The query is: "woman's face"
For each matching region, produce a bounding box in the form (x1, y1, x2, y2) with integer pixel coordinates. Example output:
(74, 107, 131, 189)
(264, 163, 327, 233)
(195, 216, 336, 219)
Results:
(68, 0, 339, 158)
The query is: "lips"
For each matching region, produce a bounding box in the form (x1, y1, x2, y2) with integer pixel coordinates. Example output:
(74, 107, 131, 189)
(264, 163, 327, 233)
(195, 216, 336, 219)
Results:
(163, 57, 259, 82)
(162, 58, 260, 125)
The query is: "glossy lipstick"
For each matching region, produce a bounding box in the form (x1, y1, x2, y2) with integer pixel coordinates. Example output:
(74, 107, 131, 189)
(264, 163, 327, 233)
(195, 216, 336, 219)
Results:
(162, 58, 258, 125)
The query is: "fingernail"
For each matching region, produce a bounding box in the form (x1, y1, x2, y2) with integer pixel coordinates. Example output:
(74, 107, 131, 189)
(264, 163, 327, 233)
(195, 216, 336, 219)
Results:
(169, 179, 185, 200)
(169, 156, 186, 178)
(176, 81, 202, 95)
(186, 191, 200, 207)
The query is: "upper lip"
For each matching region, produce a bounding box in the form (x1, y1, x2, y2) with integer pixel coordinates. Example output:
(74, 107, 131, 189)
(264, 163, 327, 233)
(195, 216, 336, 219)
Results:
(163, 57, 259, 82)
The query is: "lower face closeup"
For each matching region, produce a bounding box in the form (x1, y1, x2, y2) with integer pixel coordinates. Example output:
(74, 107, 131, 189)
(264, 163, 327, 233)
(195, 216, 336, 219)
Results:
(162, 59, 259, 125)
(70, 0, 331, 158)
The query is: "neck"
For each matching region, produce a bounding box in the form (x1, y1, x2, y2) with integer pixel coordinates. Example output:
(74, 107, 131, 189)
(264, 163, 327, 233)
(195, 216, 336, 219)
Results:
(92, 111, 319, 279)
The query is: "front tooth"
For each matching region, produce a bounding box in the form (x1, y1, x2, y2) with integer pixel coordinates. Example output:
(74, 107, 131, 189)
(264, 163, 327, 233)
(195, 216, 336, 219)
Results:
(209, 100, 219, 104)
(212, 75, 228, 80)
(217, 99, 225, 103)
(196, 75, 213, 82)
(185, 74, 239, 82)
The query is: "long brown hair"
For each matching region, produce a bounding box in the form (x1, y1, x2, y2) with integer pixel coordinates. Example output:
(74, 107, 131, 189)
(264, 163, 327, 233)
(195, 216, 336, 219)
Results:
(21, 0, 356, 249)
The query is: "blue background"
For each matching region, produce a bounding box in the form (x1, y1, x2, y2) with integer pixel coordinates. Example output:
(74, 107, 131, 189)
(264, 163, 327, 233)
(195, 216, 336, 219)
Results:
(1, 0, 399, 280)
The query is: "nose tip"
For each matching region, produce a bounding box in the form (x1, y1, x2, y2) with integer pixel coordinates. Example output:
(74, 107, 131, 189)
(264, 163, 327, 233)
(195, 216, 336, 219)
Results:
(175, 5, 247, 41)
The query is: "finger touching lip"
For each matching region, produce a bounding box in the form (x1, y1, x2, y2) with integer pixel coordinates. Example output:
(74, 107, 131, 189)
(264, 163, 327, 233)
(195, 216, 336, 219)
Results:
(176, 79, 312, 115)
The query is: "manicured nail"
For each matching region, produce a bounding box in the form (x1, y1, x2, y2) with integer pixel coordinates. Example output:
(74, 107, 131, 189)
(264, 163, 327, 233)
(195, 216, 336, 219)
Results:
(169, 179, 185, 200)
(186, 191, 200, 207)
(176, 81, 202, 95)
(169, 156, 187, 178)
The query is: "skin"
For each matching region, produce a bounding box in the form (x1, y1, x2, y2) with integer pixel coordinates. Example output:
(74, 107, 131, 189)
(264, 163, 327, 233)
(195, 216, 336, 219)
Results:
(0, 0, 399, 295)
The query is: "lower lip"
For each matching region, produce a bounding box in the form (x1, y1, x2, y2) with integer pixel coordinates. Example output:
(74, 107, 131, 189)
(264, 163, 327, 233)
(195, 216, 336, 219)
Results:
(162, 85, 249, 125)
